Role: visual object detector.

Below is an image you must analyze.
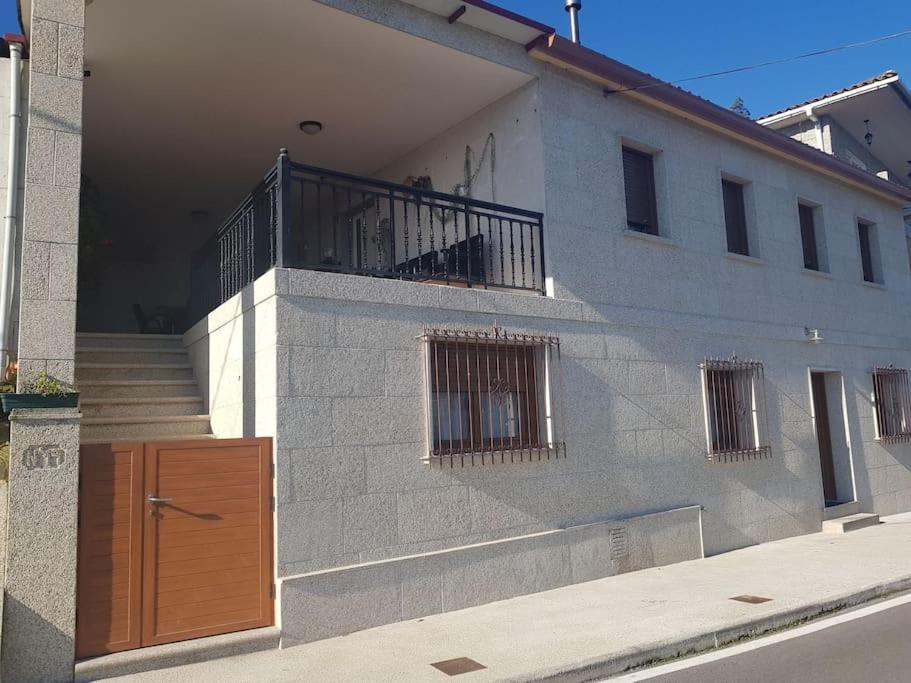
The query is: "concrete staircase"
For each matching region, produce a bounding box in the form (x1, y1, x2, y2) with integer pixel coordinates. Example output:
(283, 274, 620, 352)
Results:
(76, 333, 212, 445)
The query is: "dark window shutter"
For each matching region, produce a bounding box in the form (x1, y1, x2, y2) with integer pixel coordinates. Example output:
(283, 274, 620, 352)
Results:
(623, 147, 659, 235)
(722, 180, 749, 256)
(858, 222, 875, 282)
(798, 204, 819, 270)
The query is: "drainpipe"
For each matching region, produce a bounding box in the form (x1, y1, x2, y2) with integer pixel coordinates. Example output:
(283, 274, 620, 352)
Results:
(565, 0, 582, 45)
(0, 39, 24, 377)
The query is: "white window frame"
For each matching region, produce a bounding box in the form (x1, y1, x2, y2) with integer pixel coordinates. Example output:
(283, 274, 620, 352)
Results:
(420, 327, 565, 466)
(699, 356, 771, 462)
(872, 366, 911, 443)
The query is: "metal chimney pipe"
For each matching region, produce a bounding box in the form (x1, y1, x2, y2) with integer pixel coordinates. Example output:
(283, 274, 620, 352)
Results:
(565, 0, 582, 44)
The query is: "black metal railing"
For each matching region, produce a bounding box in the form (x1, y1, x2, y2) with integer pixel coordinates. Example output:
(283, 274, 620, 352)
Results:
(190, 149, 546, 322)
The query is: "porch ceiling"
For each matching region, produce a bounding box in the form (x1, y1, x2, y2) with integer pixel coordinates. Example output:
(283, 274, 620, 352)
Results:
(817, 85, 911, 185)
(82, 0, 534, 221)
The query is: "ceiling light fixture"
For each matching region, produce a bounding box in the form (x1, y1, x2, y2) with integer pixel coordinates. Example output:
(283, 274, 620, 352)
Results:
(864, 119, 873, 146)
(299, 120, 323, 135)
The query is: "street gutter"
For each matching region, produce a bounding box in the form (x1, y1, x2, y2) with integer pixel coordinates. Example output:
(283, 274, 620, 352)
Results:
(521, 576, 911, 682)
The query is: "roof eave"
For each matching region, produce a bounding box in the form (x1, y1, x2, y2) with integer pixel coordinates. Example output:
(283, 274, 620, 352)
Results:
(529, 36, 911, 206)
(757, 75, 903, 126)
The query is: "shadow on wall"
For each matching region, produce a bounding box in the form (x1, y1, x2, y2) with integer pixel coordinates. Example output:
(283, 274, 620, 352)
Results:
(273, 300, 832, 570)
(189, 286, 259, 439)
(849, 371, 911, 516)
(243, 287, 257, 437)
(1, 595, 74, 683)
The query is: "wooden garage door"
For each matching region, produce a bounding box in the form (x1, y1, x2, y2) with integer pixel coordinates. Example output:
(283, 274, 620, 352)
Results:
(76, 438, 273, 658)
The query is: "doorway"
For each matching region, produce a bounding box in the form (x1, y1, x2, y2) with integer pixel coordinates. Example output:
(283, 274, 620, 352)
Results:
(76, 438, 274, 658)
(809, 371, 856, 506)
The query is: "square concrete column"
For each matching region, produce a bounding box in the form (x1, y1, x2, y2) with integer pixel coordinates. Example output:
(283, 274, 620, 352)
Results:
(1, 0, 85, 681)
(2, 409, 80, 683)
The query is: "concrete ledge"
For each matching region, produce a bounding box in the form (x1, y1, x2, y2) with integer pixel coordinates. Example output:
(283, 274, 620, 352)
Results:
(528, 576, 911, 682)
(73, 626, 280, 682)
(822, 513, 880, 533)
(280, 505, 702, 646)
(824, 501, 860, 520)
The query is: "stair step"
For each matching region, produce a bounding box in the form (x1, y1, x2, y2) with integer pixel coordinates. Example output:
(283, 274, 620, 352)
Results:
(78, 380, 201, 399)
(80, 397, 205, 418)
(824, 501, 860, 521)
(82, 415, 211, 425)
(76, 347, 190, 364)
(822, 513, 880, 534)
(76, 333, 184, 351)
(76, 363, 195, 381)
(80, 433, 216, 446)
(81, 415, 211, 440)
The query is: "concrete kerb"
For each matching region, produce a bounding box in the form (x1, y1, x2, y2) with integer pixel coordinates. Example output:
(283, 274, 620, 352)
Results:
(523, 575, 911, 682)
(73, 626, 281, 682)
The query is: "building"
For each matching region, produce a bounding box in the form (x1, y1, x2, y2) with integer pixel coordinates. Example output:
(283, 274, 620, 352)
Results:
(757, 70, 911, 231)
(2, 1, 911, 680)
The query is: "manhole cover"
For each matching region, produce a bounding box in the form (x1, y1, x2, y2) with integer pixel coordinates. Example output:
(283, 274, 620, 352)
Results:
(730, 595, 772, 604)
(431, 657, 487, 676)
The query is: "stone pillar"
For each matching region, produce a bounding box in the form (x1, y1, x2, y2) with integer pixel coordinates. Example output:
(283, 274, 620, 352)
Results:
(1, 1, 85, 681)
(15, 0, 84, 388)
(3, 409, 80, 682)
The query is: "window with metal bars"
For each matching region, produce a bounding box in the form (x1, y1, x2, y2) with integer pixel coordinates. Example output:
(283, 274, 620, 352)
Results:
(872, 366, 911, 442)
(700, 357, 771, 462)
(622, 147, 659, 235)
(423, 327, 565, 465)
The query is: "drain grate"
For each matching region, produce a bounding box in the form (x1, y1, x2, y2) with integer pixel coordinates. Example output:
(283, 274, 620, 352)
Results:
(730, 595, 772, 604)
(431, 657, 487, 676)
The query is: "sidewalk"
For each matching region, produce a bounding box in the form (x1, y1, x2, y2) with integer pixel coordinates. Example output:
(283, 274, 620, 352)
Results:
(96, 513, 911, 682)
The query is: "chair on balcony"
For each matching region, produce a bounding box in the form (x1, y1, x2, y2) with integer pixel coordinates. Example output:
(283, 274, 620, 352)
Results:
(395, 233, 486, 284)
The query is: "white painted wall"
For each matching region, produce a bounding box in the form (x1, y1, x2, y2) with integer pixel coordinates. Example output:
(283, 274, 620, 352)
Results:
(183, 271, 279, 440)
(377, 81, 544, 213)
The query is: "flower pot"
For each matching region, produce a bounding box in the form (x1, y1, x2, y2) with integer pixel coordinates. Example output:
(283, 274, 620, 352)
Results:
(0, 392, 79, 412)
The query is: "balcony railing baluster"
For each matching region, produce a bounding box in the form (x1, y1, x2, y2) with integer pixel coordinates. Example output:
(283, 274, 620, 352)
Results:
(189, 151, 546, 324)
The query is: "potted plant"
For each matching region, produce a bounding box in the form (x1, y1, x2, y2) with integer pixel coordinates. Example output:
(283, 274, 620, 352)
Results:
(0, 371, 79, 412)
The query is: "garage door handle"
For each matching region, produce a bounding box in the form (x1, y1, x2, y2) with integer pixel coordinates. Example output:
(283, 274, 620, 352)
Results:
(148, 496, 172, 505)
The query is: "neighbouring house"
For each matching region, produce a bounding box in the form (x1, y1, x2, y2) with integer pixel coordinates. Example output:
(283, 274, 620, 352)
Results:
(756, 70, 911, 233)
(2, 1, 911, 681)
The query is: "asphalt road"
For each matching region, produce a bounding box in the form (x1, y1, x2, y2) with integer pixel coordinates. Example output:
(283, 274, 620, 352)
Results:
(638, 599, 911, 683)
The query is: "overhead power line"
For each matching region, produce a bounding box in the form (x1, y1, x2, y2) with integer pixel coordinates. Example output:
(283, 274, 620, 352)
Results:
(605, 28, 911, 95)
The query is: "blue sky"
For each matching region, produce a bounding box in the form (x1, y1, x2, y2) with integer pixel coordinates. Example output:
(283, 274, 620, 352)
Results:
(493, 0, 911, 117)
(0, 0, 908, 118)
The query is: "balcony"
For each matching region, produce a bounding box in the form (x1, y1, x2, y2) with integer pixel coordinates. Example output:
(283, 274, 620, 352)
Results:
(190, 151, 546, 322)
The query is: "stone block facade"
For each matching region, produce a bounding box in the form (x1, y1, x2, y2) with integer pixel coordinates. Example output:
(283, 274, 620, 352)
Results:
(16, 1, 83, 386)
(2, 1, 85, 681)
(7, 0, 911, 673)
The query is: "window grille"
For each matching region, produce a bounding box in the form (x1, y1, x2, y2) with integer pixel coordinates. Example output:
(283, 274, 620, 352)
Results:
(422, 326, 565, 466)
(872, 366, 911, 442)
(700, 357, 771, 462)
